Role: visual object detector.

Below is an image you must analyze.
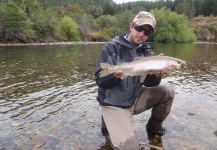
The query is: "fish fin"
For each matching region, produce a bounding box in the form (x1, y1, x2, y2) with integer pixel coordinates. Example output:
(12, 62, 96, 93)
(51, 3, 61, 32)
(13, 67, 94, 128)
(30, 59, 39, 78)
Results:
(100, 70, 110, 77)
(100, 63, 112, 69)
(99, 63, 113, 77)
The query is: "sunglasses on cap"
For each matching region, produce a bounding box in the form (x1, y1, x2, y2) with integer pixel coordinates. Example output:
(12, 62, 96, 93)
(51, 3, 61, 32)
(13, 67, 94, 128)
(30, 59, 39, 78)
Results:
(133, 23, 152, 36)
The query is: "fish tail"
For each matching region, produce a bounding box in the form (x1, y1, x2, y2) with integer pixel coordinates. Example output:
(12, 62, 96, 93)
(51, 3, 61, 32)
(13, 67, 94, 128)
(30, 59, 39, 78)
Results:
(100, 63, 112, 77)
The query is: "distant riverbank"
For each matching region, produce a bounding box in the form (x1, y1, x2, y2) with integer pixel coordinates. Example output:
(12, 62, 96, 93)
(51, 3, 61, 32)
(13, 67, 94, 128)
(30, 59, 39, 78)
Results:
(0, 41, 108, 47)
(1, 41, 217, 47)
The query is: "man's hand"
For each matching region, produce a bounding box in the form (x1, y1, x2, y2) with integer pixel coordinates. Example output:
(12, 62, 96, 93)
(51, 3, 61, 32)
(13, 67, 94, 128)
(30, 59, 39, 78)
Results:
(149, 71, 167, 77)
(155, 71, 168, 77)
(114, 70, 123, 79)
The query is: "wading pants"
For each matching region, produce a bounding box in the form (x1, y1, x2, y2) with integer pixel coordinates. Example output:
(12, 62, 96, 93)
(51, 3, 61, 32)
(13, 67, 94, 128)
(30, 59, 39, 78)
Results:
(101, 84, 175, 150)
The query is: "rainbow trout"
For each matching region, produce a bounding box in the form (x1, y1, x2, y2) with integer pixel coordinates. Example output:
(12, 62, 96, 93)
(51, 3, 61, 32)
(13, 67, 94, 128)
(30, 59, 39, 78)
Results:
(100, 56, 186, 79)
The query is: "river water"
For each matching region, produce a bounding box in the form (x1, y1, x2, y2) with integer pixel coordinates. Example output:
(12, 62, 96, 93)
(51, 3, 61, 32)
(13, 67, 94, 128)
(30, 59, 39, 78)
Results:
(0, 43, 216, 150)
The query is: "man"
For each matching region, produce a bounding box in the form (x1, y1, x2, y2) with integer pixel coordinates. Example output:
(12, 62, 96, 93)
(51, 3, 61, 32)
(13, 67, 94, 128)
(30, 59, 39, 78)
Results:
(95, 11, 175, 150)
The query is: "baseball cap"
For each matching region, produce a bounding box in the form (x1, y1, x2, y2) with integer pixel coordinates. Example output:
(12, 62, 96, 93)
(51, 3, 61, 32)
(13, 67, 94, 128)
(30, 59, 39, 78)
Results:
(133, 11, 156, 31)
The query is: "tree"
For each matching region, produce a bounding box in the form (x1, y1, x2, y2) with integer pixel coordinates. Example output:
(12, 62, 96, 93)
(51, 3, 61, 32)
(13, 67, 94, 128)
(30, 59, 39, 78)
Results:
(64, 3, 83, 17)
(95, 15, 117, 30)
(103, 2, 115, 15)
(203, 0, 217, 16)
(30, 7, 58, 39)
(1, 2, 35, 42)
(151, 7, 196, 43)
(54, 16, 81, 41)
(115, 10, 134, 33)
(86, 5, 103, 18)
(175, 1, 195, 19)
(194, 0, 204, 16)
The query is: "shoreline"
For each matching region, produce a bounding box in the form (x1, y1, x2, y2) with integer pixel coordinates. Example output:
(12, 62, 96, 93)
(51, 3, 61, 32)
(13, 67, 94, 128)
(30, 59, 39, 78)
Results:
(0, 41, 216, 47)
(0, 41, 108, 47)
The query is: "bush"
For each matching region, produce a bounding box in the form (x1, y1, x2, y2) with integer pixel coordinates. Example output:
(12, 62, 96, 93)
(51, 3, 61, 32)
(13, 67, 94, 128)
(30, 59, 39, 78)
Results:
(115, 10, 135, 33)
(30, 8, 57, 38)
(89, 32, 105, 41)
(95, 15, 118, 31)
(101, 27, 119, 40)
(55, 16, 81, 41)
(151, 7, 196, 43)
(1, 2, 36, 42)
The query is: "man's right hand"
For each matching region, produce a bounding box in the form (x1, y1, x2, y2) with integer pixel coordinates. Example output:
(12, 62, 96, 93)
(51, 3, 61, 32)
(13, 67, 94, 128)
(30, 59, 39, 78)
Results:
(114, 70, 123, 79)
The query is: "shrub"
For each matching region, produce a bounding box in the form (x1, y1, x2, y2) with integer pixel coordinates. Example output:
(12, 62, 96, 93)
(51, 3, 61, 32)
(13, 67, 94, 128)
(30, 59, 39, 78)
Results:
(151, 7, 196, 43)
(55, 16, 81, 41)
(1, 2, 36, 42)
(95, 15, 118, 31)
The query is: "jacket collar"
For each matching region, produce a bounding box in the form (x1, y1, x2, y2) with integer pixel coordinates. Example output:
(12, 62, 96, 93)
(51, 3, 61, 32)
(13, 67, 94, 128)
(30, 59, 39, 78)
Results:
(111, 33, 154, 51)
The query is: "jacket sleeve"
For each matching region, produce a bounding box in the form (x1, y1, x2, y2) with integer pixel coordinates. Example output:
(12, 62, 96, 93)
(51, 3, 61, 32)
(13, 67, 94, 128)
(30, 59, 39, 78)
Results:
(95, 43, 122, 89)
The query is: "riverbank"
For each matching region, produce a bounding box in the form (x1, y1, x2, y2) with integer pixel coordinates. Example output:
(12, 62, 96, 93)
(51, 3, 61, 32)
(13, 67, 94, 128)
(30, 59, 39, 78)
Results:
(1, 41, 217, 47)
(0, 41, 107, 47)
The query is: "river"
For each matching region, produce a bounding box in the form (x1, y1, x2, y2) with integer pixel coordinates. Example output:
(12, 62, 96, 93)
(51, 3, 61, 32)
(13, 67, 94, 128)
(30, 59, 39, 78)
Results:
(0, 42, 217, 150)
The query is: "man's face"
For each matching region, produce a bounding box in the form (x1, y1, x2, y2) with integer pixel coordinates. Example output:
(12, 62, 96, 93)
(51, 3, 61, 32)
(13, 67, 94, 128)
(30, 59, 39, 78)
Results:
(127, 23, 152, 47)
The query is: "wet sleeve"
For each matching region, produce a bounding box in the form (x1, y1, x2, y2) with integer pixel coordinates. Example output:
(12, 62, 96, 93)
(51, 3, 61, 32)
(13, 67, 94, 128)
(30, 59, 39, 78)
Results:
(95, 73, 122, 89)
(95, 43, 122, 89)
(143, 74, 162, 87)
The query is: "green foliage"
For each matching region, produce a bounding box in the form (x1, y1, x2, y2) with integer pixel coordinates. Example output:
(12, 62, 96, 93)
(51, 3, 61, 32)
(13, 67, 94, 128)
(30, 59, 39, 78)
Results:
(86, 5, 103, 18)
(203, 0, 217, 16)
(1, 1, 35, 41)
(64, 4, 83, 16)
(174, 1, 195, 19)
(95, 15, 117, 31)
(70, 13, 93, 41)
(55, 16, 81, 41)
(0, 0, 215, 43)
(151, 7, 196, 43)
(18, 0, 41, 16)
(101, 27, 119, 40)
(103, 2, 115, 15)
(189, 15, 217, 41)
(115, 10, 134, 33)
(30, 7, 57, 38)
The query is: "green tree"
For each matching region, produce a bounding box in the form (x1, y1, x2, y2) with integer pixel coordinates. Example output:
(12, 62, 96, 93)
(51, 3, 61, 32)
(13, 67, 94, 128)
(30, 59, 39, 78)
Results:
(103, 2, 115, 15)
(151, 7, 196, 43)
(64, 3, 83, 17)
(194, 0, 204, 16)
(19, 0, 40, 16)
(1, 2, 35, 42)
(95, 15, 117, 30)
(86, 5, 103, 18)
(30, 7, 57, 39)
(70, 13, 94, 41)
(203, 0, 217, 16)
(55, 16, 81, 41)
(115, 10, 134, 33)
(175, 1, 195, 19)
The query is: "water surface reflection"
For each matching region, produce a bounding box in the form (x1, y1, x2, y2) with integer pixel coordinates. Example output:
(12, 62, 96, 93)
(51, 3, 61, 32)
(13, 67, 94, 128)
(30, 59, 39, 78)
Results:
(0, 43, 216, 150)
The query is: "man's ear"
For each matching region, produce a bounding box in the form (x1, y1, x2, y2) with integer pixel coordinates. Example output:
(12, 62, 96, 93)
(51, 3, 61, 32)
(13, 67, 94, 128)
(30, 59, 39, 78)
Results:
(129, 23, 134, 32)
(130, 23, 134, 29)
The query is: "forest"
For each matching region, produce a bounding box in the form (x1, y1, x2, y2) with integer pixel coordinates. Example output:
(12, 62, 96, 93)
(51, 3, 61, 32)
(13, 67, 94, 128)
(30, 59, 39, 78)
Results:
(0, 0, 216, 43)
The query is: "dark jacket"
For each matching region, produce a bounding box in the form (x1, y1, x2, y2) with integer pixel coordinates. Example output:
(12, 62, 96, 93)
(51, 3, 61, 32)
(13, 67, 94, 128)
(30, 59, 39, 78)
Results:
(95, 33, 161, 108)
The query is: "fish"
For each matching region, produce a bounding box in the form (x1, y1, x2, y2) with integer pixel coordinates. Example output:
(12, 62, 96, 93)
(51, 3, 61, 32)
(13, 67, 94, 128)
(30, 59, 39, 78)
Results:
(100, 56, 186, 79)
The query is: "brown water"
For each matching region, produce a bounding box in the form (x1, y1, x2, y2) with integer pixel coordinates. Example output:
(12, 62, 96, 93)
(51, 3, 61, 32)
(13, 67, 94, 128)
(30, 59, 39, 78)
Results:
(0, 43, 216, 150)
